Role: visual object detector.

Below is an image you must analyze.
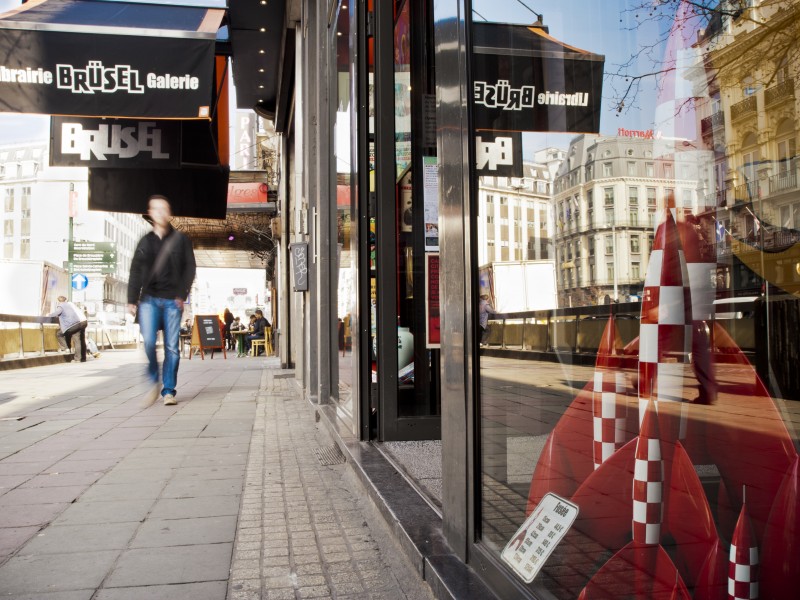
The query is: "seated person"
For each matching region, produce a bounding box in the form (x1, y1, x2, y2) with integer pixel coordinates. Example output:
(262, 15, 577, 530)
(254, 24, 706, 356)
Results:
(245, 309, 270, 355)
(228, 316, 245, 350)
(179, 319, 192, 335)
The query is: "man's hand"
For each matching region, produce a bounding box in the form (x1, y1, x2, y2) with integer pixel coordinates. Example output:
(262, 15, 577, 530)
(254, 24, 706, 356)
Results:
(174, 298, 185, 310)
(127, 303, 137, 316)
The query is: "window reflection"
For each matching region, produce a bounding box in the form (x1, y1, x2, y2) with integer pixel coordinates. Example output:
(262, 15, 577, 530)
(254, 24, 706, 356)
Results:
(475, 1, 800, 597)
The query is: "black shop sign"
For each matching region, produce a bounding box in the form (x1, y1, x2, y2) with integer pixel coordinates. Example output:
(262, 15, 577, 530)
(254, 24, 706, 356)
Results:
(471, 23, 604, 134)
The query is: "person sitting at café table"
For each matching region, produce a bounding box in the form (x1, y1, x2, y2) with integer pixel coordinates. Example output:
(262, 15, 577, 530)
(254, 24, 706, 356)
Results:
(228, 316, 245, 349)
(245, 309, 270, 356)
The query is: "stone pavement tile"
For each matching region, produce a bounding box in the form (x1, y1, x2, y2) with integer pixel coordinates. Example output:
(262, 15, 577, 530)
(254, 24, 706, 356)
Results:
(19, 522, 139, 555)
(0, 550, 118, 595)
(113, 455, 185, 470)
(105, 543, 232, 587)
(0, 485, 88, 505)
(130, 515, 237, 548)
(0, 591, 94, 600)
(0, 503, 69, 528)
(171, 465, 246, 480)
(0, 526, 40, 556)
(0, 473, 29, 493)
(149, 495, 241, 520)
(78, 481, 166, 502)
(94, 581, 227, 600)
(48, 457, 121, 472)
(0, 460, 55, 476)
(161, 477, 242, 498)
(180, 454, 248, 468)
(22, 471, 103, 488)
(1, 450, 72, 464)
(98, 467, 175, 484)
(52, 498, 154, 525)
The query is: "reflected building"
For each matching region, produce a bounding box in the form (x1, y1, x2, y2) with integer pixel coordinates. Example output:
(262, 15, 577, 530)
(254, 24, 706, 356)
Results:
(696, 0, 800, 296)
(553, 135, 699, 307)
(477, 149, 563, 266)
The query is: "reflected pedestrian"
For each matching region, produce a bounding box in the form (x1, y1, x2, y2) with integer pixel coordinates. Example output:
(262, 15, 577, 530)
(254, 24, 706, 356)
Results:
(478, 294, 496, 345)
(127, 195, 196, 407)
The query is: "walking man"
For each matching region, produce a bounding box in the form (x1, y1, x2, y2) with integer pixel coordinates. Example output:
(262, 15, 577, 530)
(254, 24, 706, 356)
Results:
(49, 296, 88, 362)
(127, 195, 196, 407)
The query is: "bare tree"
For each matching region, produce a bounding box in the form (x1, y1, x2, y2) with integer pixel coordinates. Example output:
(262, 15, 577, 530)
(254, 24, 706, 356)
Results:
(608, 0, 800, 114)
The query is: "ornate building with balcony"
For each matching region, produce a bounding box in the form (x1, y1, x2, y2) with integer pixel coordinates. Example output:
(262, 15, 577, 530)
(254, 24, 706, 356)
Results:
(694, 0, 800, 296)
(552, 135, 699, 307)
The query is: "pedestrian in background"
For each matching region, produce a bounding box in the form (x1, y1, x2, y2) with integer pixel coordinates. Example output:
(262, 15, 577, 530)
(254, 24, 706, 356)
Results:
(223, 307, 234, 350)
(48, 295, 88, 362)
(127, 195, 196, 407)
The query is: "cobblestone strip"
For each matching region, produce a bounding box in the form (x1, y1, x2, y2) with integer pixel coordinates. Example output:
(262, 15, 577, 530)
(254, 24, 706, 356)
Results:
(228, 370, 424, 600)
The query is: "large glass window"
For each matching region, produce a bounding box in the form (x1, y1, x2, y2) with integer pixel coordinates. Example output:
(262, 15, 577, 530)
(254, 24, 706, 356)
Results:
(473, 2, 800, 597)
(332, 0, 357, 425)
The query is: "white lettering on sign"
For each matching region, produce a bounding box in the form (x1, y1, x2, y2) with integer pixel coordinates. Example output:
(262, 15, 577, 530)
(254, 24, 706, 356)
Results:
(146, 73, 200, 90)
(474, 80, 536, 111)
(61, 122, 171, 161)
(0, 66, 53, 84)
(56, 62, 145, 94)
(476, 135, 514, 171)
(474, 80, 591, 111)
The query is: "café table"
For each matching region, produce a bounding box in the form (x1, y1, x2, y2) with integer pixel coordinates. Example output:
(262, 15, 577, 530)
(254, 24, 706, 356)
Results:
(232, 330, 248, 357)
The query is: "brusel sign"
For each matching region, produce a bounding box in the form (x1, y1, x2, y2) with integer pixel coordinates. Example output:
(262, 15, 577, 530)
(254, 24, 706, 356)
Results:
(50, 117, 181, 169)
(471, 23, 604, 134)
(0, 30, 215, 119)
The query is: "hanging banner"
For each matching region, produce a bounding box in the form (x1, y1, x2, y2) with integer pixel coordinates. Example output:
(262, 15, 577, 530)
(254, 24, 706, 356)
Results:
(0, 1, 222, 119)
(471, 23, 604, 134)
(50, 117, 181, 169)
(425, 253, 441, 348)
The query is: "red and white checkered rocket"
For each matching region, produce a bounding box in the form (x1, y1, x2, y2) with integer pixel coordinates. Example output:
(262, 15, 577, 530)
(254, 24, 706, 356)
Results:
(639, 208, 692, 442)
(633, 400, 663, 545)
(728, 496, 759, 600)
(592, 314, 631, 469)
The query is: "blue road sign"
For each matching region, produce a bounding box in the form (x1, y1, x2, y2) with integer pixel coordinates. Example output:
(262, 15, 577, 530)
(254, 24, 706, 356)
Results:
(71, 273, 89, 291)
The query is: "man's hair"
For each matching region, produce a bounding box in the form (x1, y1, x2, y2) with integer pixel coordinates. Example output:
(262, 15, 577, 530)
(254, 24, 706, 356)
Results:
(255, 309, 263, 316)
(57, 295, 67, 302)
(148, 194, 170, 204)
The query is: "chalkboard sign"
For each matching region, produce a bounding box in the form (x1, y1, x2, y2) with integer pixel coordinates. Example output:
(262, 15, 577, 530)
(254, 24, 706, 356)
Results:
(189, 315, 227, 359)
(290, 242, 309, 291)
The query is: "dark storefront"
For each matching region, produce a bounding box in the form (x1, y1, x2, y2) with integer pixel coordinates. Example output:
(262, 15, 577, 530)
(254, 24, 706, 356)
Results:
(291, 0, 800, 598)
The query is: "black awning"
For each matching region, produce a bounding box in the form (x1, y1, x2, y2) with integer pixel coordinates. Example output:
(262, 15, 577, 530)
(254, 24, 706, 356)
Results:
(0, 0, 224, 119)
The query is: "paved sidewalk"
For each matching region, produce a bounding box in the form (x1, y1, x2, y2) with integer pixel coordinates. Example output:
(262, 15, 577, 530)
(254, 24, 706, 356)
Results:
(0, 350, 431, 600)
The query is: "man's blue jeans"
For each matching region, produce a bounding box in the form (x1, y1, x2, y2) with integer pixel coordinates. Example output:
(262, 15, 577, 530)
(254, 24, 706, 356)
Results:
(138, 295, 183, 397)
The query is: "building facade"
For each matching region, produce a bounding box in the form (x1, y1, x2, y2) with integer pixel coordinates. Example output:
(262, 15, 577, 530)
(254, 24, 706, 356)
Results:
(0, 142, 149, 318)
(477, 154, 560, 267)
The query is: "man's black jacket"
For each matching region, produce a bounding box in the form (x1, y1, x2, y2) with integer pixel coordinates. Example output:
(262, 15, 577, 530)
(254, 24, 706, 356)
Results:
(127, 227, 196, 304)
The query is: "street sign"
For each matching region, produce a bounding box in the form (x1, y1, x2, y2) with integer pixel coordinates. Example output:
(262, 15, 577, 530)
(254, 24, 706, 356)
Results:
(71, 273, 89, 290)
(69, 241, 117, 273)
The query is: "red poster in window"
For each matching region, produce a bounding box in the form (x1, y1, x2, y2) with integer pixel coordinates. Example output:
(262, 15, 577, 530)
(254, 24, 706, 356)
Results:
(425, 253, 440, 348)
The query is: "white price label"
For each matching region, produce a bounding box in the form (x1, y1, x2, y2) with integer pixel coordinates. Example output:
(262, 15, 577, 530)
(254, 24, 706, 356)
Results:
(500, 492, 579, 583)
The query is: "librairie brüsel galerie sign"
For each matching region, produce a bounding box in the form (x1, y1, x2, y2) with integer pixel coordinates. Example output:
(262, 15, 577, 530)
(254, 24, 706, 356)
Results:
(471, 23, 604, 134)
(0, 30, 214, 119)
